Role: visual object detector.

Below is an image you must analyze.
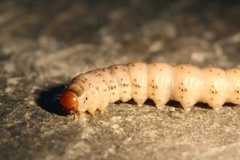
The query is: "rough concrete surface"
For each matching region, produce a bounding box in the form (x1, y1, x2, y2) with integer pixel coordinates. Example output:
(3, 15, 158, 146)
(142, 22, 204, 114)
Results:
(1, 0, 240, 160)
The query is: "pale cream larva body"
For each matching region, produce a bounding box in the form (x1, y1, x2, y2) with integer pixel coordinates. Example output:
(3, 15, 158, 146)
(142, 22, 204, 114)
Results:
(60, 62, 240, 115)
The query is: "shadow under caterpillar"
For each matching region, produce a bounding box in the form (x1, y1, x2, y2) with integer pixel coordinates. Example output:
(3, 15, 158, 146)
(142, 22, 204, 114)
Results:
(60, 62, 240, 116)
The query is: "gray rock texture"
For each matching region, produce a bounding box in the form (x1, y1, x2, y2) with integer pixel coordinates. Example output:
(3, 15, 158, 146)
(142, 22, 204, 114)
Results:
(1, 0, 240, 159)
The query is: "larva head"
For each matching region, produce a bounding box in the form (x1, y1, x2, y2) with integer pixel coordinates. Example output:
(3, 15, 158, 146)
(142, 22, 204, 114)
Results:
(60, 90, 78, 111)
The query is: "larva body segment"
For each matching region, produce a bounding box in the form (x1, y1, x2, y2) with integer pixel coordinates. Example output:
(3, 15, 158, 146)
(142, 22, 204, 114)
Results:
(108, 65, 132, 103)
(226, 69, 240, 104)
(72, 73, 100, 114)
(60, 62, 240, 115)
(147, 62, 173, 109)
(171, 64, 203, 110)
(201, 67, 229, 110)
(128, 62, 148, 106)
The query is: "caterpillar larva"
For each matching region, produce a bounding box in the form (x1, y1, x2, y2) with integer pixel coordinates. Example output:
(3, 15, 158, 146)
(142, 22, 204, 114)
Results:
(60, 62, 240, 115)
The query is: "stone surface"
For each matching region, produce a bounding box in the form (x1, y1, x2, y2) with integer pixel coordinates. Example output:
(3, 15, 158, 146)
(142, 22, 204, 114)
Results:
(1, 0, 240, 159)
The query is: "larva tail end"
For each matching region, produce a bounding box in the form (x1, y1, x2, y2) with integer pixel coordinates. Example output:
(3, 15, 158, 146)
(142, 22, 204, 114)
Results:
(60, 90, 78, 111)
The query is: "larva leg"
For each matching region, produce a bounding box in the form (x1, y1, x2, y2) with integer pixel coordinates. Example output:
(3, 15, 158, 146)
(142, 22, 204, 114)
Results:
(88, 108, 97, 116)
(74, 111, 86, 117)
(97, 106, 106, 114)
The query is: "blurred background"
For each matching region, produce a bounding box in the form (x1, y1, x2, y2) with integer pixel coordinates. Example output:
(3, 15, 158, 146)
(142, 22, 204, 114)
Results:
(1, 0, 240, 81)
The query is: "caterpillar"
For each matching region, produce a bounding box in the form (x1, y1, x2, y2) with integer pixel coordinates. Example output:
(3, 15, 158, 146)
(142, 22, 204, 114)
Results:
(60, 62, 240, 116)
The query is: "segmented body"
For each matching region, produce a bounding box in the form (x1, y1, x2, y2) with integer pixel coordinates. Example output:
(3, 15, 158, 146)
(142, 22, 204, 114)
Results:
(60, 62, 240, 115)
